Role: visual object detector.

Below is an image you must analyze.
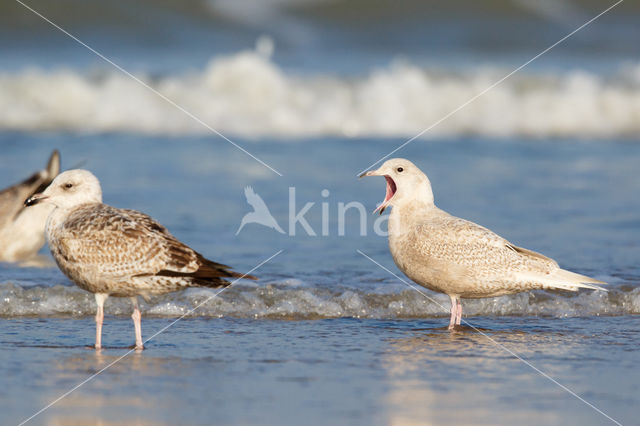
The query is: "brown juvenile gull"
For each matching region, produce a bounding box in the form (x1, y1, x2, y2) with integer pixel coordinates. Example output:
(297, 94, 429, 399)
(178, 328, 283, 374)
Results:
(25, 169, 256, 349)
(360, 158, 606, 330)
(0, 150, 60, 262)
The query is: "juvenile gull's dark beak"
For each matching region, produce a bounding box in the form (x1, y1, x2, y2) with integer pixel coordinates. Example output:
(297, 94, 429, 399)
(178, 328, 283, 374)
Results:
(24, 193, 47, 207)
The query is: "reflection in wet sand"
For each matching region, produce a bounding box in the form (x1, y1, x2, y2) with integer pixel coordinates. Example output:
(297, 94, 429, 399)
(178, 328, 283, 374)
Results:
(381, 326, 572, 425)
(4, 316, 635, 425)
(47, 405, 164, 426)
(40, 351, 191, 425)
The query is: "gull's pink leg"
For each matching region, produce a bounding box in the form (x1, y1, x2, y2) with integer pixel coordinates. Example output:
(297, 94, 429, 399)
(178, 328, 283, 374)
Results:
(448, 295, 458, 330)
(94, 293, 108, 349)
(456, 298, 462, 325)
(131, 297, 144, 350)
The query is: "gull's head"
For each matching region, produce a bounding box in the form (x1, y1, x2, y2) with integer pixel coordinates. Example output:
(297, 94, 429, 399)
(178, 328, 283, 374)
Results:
(25, 169, 102, 210)
(359, 158, 433, 214)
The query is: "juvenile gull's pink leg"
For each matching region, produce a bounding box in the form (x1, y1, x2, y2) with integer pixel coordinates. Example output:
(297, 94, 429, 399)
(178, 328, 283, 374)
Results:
(456, 298, 462, 325)
(131, 297, 144, 350)
(94, 293, 108, 349)
(448, 295, 458, 330)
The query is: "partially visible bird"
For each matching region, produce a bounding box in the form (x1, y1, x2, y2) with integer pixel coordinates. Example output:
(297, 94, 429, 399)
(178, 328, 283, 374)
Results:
(0, 150, 60, 262)
(360, 158, 606, 330)
(236, 186, 285, 235)
(25, 169, 256, 350)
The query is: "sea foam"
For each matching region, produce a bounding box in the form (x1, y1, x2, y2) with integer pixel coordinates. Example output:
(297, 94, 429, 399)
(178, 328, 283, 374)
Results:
(1, 49, 640, 139)
(1, 281, 637, 320)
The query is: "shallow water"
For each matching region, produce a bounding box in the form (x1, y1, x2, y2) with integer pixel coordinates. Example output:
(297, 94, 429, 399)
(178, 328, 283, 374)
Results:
(1, 135, 639, 425)
(2, 1, 640, 423)
(2, 317, 638, 425)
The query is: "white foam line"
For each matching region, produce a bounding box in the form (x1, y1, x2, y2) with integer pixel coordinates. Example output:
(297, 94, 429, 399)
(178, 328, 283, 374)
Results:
(14, 0, 283, 177)
(356, 249, 622, 426)
(357, 0, 624, 177)
(18, 249, 284, 426)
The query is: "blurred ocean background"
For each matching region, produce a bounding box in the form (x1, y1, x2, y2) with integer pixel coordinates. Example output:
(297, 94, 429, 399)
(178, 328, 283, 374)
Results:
(0, 1, 639, 425)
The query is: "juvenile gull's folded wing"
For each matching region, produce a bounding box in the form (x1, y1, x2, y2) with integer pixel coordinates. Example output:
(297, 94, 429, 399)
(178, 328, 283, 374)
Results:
(54, 204, 254, 286)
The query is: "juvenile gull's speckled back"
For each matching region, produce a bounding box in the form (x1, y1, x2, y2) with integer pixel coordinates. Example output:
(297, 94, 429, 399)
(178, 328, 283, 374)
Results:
(391, 209, 559, 298)
(26, 169, 254, 349)
(47, 203, 239, 298)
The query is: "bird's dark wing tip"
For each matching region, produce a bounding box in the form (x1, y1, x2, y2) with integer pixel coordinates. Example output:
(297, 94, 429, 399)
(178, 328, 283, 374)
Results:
(238, 272, 258, 281)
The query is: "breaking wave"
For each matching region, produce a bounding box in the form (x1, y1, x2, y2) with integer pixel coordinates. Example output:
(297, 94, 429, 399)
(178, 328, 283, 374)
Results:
(2, 48, 640, 139)
(1, 281, 638, 319)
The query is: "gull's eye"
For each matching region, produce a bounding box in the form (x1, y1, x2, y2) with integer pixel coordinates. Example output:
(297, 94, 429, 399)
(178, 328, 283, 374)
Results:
(397, 167, 404, 173)
(63, 183, 73, 189)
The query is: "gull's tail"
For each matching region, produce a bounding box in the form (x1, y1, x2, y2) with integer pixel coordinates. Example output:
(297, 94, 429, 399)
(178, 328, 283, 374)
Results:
(519, 268, 607, 292)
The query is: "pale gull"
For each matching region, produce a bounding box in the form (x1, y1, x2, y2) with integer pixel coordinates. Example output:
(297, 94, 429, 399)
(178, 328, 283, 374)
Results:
(25, 169, 256, 350)
(360, 158, 606, 330)
(0, 150, 60, 262)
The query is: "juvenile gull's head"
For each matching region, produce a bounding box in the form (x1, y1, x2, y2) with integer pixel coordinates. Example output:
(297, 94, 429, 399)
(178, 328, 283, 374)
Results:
(25, 169, 102, 210)
(360, 158, 434, 214)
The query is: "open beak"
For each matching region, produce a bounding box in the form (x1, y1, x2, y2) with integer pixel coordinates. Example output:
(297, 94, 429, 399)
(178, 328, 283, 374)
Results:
(24, 193, 48, 207)
(360, 168, 396, 215)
